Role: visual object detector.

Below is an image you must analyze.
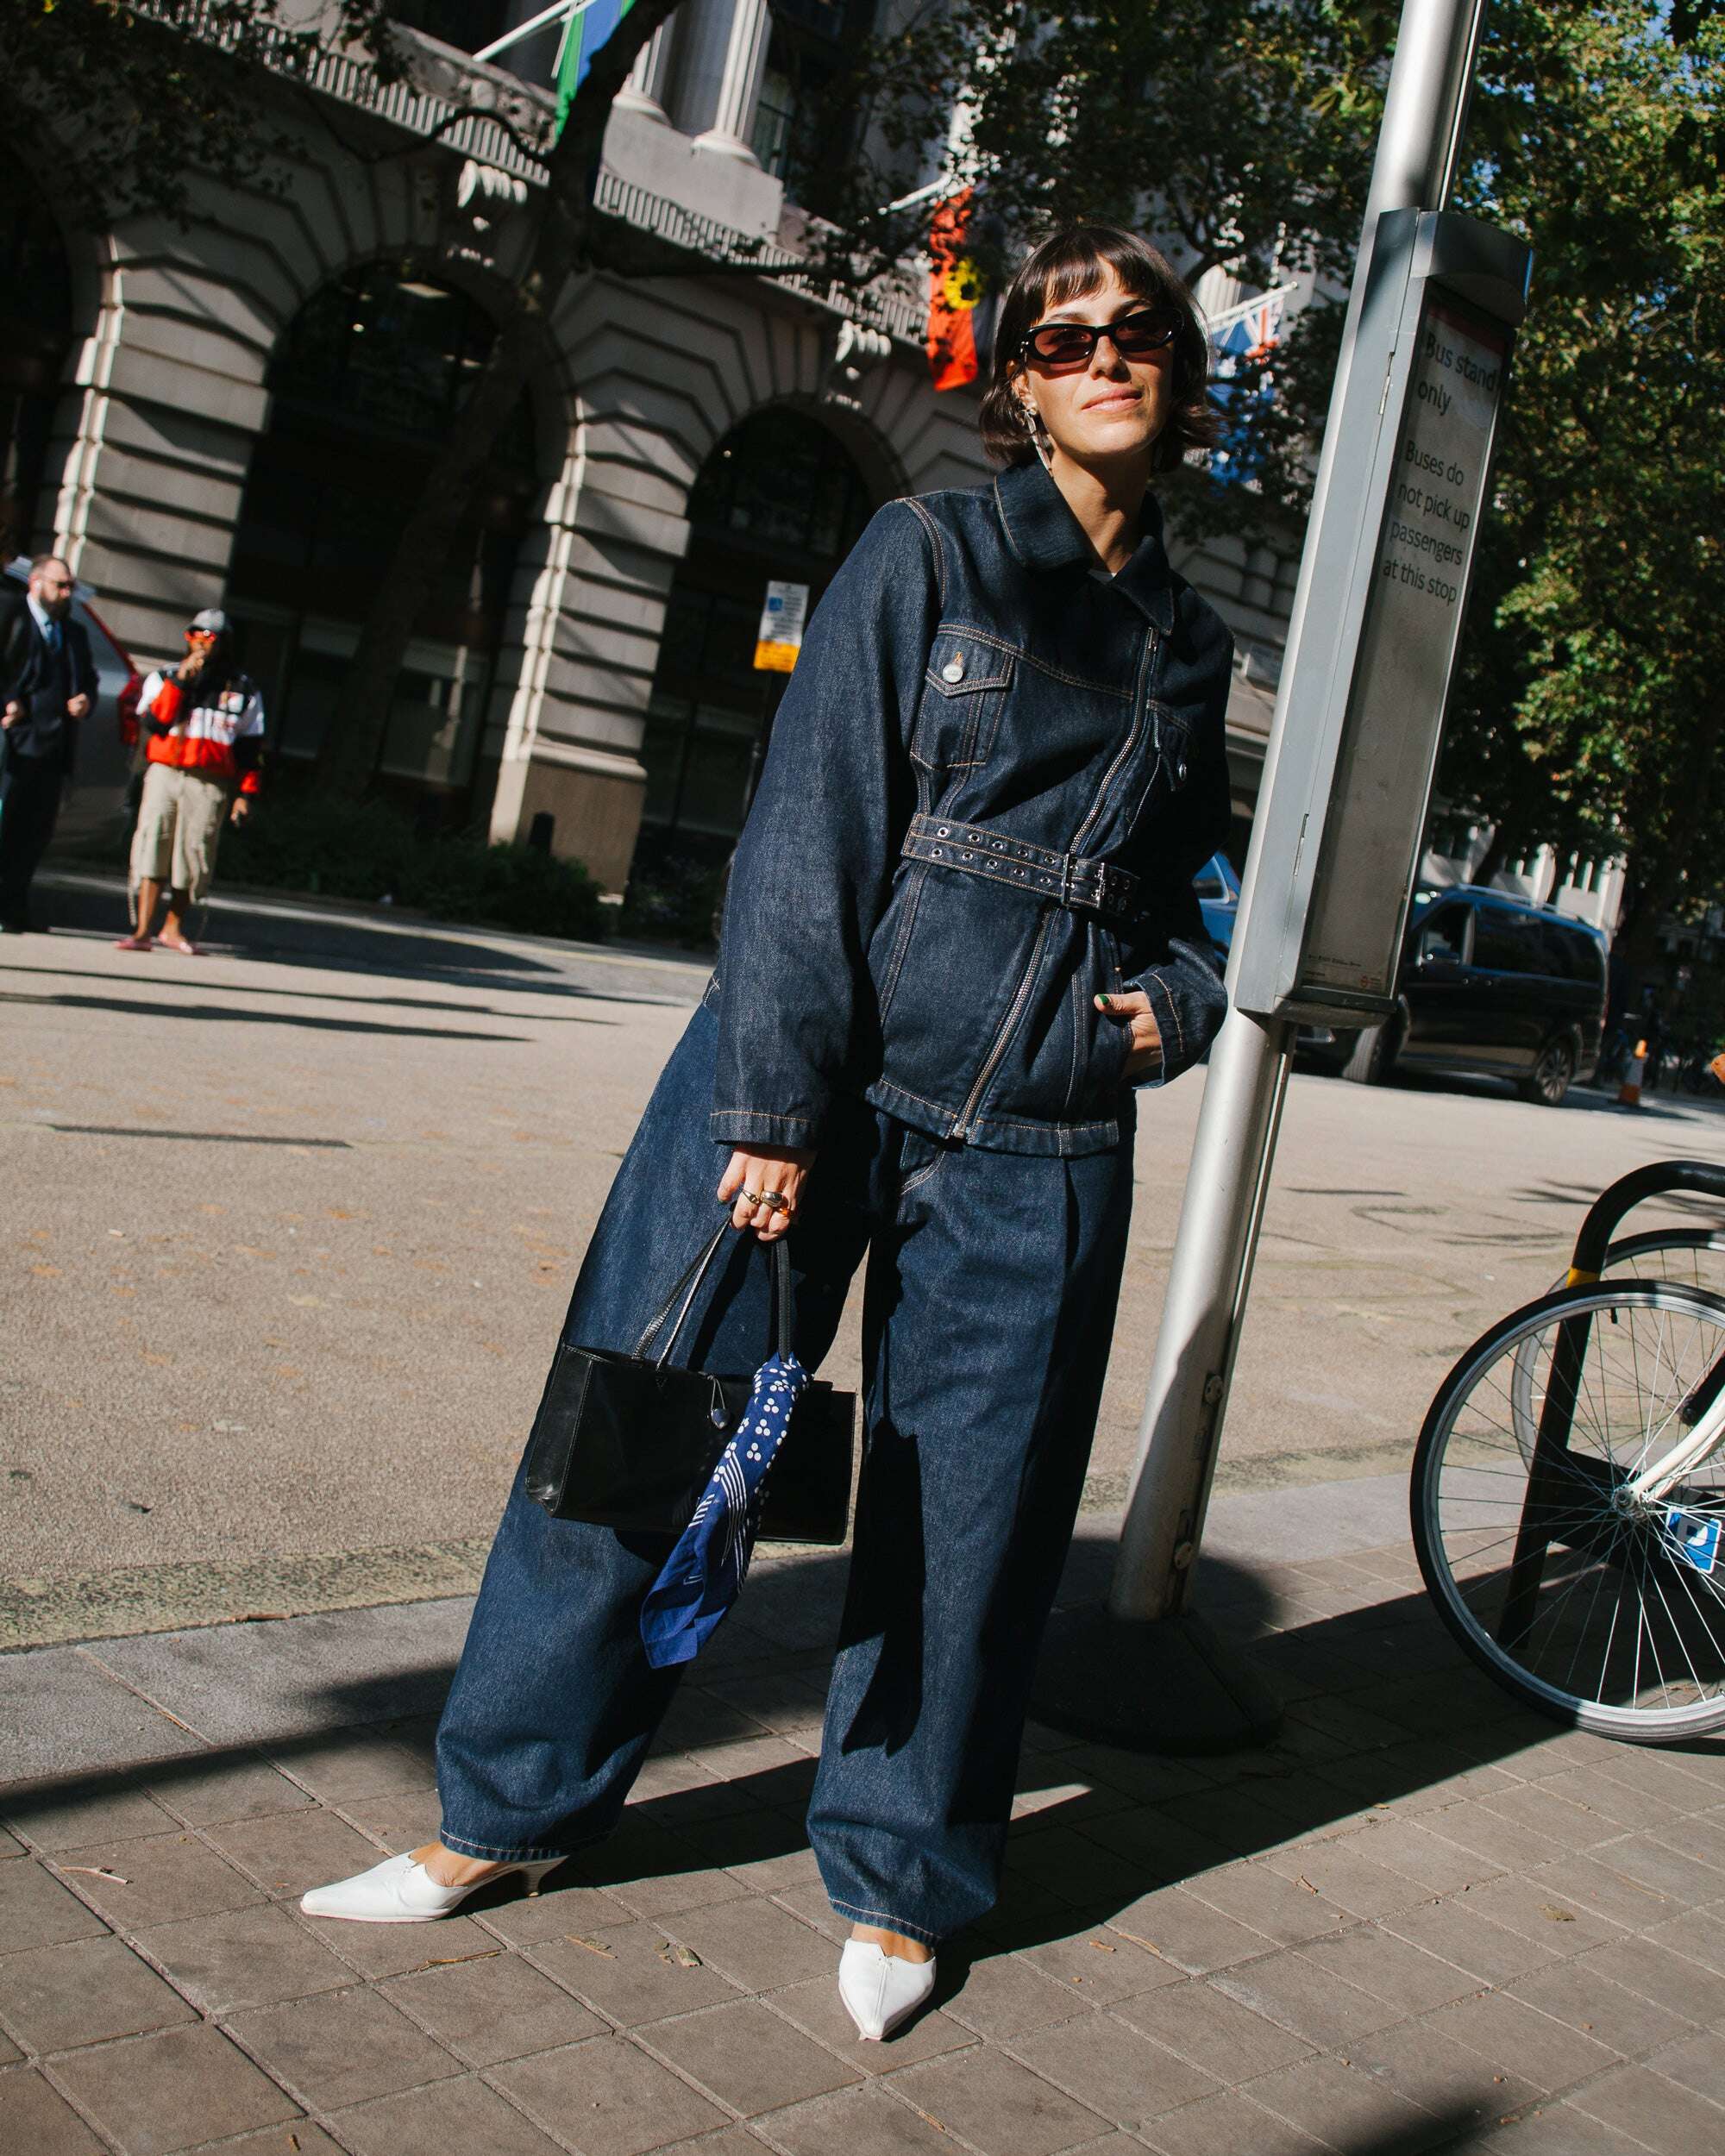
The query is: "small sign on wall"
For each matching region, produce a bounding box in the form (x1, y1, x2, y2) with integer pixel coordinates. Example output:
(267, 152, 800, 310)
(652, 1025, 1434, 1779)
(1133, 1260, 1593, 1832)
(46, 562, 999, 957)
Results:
(753, 581, 810, 673)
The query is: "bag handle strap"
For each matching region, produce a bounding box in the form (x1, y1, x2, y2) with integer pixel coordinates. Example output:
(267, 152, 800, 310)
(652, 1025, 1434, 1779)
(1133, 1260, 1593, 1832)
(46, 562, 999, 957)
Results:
(637, 1219, 796, 1369)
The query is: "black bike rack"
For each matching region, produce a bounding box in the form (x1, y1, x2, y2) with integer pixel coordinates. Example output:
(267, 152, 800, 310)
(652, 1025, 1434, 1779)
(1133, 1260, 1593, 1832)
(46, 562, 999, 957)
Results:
(1496, 1158, 1725, 1649)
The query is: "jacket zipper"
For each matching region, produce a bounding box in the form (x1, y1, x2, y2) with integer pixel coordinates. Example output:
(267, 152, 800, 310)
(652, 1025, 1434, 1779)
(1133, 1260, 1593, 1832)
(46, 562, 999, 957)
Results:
(951, 910, 1055, 1140)
(950, 625, 1159, 1142)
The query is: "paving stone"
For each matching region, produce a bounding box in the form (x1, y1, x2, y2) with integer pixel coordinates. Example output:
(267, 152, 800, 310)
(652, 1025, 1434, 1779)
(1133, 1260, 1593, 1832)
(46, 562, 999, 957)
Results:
(314, 1907, 496, 1979)
(0, 1933, 194, 2053)
(332, 2071, 572, 2156)
(267, 1730, 433, 1803)
(1180, 1858, 1352, 1947)
(663, 1896, 837, 1993)
(135, 1903, 355, 2015)
(1519, 1853, 1681, 1934)
(1650, 1810, 1725, 1877)
(0, 1779, 178, 1852)
(1007, 2010, 1218, 2128)
(1022, 1924, 1185, 2003)
(0, 2028, 16, 2065)
(143, 1756, 316, 1829)
(643, 1996, 861, 2114)
(764, 2081, 974, 2156)
(1575, 1934, 1725, 2026)
(204, 1808, 386, 1899)
(200, 2128, 346, 2156)
(1473, 1780, 1621, 1854)
(763, 1971, 975, 2071)
(384, 1947, 604, 2065)
(1210, 1946, 1407, 2049)
(1641, 1906, 1725, 1979)
(1592, 1834, 1725, 1906)
(0, 2065, 104, 2153)
(1245, 2053, 1449, 2151)
(937, 1952, 1093, 2040)
(1107, 1884, 1277, 1974)
(1295, 1923, 1482, 2015)
(228, 1984, 461, 2112)
(738, 1879, 850, 1946)
(1477, 2101, 1652, 2154)
(610, 1865, 761, 1920)
(1418, 1802, 1571, 1876)
(1348, 2018, 1540, 2131)
(1648, 2028, 1725, 2106)
(893, 2046, 1107, 2156)
(1342, 1817, 1508, 1894)
(474, 1877, 637, 1946)
(49, 1832, 263, 1929)
(1458, 1871, 1626, 1952)
(0, 1649, 207, 1782)
(1509, 1952, 1697, 2055)
(529, 1917, 743, 2026)
(1135, 2087, 1327, 2156)
(488, 2034, 729, 2155)
(1567, 2062, 1725, 2148)
(1260, 1841, 1430, 1920)
(1427, 1988, 1620, 2092)
(1534, 1768, 1686, 1833)
(49, 2022, 302, 2153)
(331, 1787, 445, 1850)
(1111, 1973, 1313, 2080)
(0, 1860, 110, 1952)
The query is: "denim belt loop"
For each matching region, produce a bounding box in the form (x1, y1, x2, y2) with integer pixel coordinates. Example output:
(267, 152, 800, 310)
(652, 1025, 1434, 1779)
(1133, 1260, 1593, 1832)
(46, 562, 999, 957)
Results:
(900, 812, 1139, 923)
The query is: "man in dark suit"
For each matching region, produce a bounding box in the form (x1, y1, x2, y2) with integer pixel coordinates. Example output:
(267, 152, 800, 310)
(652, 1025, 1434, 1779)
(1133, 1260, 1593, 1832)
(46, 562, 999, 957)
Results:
(0, 554, 97, 932)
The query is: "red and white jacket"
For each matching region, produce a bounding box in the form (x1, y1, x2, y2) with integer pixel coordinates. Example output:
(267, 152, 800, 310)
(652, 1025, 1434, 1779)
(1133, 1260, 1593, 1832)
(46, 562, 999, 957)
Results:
(140, 669, 265, 793)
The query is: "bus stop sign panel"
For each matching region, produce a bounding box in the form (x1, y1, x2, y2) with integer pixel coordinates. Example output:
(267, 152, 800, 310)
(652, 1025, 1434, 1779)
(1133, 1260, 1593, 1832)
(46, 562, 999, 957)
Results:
(1231, 212, 1533, 1027)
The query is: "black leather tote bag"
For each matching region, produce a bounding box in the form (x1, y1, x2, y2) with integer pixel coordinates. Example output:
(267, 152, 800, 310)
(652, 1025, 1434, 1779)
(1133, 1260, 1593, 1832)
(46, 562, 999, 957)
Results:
(522, 1224, 856, 1545)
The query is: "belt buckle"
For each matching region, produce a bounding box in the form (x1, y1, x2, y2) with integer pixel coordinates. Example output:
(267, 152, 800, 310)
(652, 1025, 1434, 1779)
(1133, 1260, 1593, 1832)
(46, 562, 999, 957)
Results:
(1058, 854, 1074, 906)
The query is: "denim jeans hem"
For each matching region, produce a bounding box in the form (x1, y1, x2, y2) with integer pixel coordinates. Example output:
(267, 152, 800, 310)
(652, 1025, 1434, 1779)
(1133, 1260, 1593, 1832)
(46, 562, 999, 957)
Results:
(439, 1827, 593, 1865)
(829, 1896, 941, 1949)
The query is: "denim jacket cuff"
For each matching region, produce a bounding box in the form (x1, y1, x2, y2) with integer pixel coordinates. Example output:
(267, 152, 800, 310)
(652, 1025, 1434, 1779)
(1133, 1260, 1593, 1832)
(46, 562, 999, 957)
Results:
(1131, 967, 1186, 1088)
(708, 1107, 822, 1150)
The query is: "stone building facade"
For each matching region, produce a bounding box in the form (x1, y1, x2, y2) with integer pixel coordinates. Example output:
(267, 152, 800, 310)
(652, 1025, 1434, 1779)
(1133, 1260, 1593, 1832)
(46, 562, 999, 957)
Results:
(8, 3, 1295, 896)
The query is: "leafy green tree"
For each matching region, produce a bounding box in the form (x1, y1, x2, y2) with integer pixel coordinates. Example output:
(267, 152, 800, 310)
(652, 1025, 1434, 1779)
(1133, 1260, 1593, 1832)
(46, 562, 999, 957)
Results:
(1439, 1, 1725, 976)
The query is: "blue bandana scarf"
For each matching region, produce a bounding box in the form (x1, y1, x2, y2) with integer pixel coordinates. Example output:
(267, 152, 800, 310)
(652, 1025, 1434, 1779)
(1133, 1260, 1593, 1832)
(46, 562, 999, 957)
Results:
(639, 1351, 809, 1668)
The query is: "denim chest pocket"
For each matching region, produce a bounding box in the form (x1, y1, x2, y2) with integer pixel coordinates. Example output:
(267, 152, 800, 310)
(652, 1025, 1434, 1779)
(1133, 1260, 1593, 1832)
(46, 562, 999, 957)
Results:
(912, 631, 1015, 770)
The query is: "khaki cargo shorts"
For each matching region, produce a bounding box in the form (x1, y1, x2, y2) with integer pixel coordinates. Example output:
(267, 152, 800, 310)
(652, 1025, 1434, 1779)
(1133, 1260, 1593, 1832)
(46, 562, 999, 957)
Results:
(131, 761, 230, 901)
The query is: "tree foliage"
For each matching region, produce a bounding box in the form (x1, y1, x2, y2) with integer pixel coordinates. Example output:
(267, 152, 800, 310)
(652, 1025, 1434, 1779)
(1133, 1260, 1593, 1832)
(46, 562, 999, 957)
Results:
(1439, 3, 1725, 940)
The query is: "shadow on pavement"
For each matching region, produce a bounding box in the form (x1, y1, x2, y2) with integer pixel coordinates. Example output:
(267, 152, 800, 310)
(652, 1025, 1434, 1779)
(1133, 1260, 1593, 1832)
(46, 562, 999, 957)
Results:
(0, 985, 531, 1043)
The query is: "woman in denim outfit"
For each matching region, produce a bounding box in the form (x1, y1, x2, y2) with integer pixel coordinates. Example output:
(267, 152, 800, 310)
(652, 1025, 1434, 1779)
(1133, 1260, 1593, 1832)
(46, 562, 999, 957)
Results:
(305, 225, 1235, 2040)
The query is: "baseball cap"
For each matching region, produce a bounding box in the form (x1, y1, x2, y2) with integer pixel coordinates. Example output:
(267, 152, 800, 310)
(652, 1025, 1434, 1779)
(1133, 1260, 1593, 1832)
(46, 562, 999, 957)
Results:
(188, 607, 230, 635)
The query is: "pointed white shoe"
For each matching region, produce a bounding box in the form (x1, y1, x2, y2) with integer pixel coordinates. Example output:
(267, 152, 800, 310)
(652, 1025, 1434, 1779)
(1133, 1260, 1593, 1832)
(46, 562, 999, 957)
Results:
(838, 1940, 938, 2040)
(299, 1852, 561, 1924)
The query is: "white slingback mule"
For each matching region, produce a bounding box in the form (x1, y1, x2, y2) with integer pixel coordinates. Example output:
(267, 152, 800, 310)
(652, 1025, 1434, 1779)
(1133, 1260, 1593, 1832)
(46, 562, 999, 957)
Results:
(300, 1852, 562, 1924)
(837, 1939, 938, 2040)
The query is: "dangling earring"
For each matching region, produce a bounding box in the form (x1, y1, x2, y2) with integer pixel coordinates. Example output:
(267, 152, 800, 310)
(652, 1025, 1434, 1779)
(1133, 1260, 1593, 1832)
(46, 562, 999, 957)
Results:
(1019, 395, 1054, 473)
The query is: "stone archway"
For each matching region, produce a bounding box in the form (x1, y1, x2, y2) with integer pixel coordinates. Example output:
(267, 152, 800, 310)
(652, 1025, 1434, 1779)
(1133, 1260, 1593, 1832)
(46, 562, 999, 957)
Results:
(226, 262, 543, 824)
(637, 402, 879, 861)
(0, 159, 73, 561)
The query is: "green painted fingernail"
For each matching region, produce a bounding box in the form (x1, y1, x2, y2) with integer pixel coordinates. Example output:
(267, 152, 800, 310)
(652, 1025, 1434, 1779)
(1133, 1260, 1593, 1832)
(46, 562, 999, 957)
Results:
(1096, 993, 1111, 1008)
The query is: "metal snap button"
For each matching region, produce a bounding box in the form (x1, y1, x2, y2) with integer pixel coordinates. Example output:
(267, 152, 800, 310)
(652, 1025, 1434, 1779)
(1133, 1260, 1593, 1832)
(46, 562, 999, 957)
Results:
(936, 825, 950, 837)
(941, 655, 965, 683)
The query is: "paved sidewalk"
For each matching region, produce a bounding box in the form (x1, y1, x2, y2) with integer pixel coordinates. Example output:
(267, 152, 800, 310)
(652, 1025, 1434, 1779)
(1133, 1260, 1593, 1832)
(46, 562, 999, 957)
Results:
(3, 1486, 1725, 2156)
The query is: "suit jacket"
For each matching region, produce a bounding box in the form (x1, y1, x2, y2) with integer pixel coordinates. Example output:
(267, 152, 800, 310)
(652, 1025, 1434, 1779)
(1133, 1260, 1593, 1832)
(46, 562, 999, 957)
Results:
(0, 592, 97, 773)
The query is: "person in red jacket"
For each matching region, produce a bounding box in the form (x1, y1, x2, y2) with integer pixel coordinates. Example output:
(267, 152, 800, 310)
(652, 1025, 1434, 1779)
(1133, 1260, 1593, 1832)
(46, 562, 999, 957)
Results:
(117, 610, 264, 954)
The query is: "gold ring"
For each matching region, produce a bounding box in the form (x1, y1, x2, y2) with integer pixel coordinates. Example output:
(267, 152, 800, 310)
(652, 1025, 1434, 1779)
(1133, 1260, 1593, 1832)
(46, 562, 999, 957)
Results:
(740, 1188, 762, 1206)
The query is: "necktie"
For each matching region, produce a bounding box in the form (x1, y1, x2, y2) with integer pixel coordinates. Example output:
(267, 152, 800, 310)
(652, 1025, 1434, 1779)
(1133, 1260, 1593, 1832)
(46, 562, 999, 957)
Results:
(43, 619, 61, 652)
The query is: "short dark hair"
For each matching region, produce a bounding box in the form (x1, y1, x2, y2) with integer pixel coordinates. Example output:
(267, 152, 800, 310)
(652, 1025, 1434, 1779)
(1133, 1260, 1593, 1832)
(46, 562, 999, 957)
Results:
(979, 224, 1218, 474)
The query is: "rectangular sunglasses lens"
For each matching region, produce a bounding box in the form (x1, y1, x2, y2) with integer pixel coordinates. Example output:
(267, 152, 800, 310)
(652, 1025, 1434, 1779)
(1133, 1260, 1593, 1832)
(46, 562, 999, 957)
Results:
(1031, 323, 1096, 362)
(1112, 311, 1175, 356)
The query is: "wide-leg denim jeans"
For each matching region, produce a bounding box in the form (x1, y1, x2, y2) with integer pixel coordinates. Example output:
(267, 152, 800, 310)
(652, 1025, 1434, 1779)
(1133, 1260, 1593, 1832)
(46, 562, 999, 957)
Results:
(436, 999, 1133, 1944)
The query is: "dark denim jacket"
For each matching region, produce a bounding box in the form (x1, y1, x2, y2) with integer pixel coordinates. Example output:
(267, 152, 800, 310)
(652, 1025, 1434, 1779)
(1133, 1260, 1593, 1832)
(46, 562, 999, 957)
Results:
(711, 459, 1233, 1159)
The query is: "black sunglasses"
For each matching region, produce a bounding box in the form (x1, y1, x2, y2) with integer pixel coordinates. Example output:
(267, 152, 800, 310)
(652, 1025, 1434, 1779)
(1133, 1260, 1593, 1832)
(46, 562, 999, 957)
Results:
(1019, 305, 1179, 367)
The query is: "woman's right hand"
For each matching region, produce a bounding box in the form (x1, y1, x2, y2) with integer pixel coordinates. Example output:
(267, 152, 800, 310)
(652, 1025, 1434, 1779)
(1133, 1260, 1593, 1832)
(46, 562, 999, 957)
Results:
(718, 1145, 814, 1242)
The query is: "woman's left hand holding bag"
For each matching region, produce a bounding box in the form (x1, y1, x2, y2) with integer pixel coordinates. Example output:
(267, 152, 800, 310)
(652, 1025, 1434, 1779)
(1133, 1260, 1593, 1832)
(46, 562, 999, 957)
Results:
(718, 1146, 815, 1241)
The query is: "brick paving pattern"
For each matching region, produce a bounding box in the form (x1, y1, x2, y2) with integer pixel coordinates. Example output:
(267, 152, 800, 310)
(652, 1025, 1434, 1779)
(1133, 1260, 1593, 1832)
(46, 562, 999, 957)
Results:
(3, 1535, 1724, 2155)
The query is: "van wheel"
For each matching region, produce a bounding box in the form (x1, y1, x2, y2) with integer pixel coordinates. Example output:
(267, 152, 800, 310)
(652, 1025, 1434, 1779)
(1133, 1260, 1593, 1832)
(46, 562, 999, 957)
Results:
(1340, 1018, 1399, 1086)
(1520, 1036, 1576, 1106)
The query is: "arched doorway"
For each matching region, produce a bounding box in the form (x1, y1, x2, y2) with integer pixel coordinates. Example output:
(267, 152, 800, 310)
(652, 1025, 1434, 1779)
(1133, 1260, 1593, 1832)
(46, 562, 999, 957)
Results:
(0, 161, 72, 561)
(228, 266, 536, 819)
(637, 406, 876, 876)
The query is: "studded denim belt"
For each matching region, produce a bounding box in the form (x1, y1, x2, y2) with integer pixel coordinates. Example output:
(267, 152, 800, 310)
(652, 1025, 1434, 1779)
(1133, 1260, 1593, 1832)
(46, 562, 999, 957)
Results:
(900, 812, 1142, 922)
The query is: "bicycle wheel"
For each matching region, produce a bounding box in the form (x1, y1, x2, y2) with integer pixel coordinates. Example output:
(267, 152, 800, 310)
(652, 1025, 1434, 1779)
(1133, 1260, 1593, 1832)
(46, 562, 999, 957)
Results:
(1414, 1280, 1725, 1740)
(1509, 1229, 1725, 1463)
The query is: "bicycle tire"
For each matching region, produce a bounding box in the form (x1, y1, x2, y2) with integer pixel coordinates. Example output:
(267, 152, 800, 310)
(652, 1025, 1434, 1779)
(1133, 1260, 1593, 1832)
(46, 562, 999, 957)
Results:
(1413, 1279, 1725, 1741)
(1508, 1229, 1725, 1465)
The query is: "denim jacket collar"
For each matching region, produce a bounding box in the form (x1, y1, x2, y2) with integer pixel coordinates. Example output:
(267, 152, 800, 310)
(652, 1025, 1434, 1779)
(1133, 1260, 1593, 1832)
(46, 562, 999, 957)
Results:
(991, 459, 1176, 635)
